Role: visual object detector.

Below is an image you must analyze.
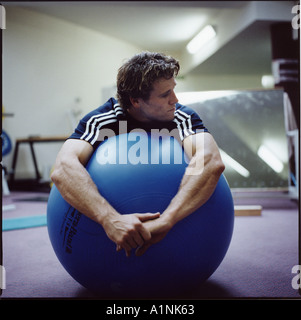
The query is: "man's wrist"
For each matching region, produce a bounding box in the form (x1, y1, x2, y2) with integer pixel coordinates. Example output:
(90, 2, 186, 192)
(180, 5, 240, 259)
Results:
(160, 209, 177, 229)
(95, 206, 119, 227)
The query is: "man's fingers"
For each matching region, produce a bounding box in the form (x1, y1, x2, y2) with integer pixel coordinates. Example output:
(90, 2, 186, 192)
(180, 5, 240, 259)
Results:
(114, 213, 161, 257)
(116, 243, 132, 257)
(136, 212, 160, 222)
(116, 235, 143, 257)
(135, 243, 151, 257)
(135, 213, 160, 242)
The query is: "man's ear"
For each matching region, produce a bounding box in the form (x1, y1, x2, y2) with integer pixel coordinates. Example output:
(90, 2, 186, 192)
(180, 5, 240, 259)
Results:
(129, 97, 140, 109)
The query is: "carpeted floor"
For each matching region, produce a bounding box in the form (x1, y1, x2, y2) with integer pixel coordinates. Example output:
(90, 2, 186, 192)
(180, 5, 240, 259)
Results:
(1, 191, 300, 299)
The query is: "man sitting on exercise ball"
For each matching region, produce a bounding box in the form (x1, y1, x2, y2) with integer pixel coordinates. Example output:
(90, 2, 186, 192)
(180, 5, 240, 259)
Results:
(51, 51, 225, 257)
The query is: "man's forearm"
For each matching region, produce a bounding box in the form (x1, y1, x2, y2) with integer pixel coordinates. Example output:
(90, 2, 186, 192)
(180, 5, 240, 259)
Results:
(51, 140, 159, 256)
(162, 164, 223, 226)
(51, 155, 119, 225)
(135, 151, 224, 257)
(161, 133, 225, 227)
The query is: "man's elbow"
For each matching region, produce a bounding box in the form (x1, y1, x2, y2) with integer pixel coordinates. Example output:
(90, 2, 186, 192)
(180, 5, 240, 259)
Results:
(50, 165, 61, 186)
(212, 157, 225, 177)
(50, 160, 67, 187)
(217, 158, 225, 174)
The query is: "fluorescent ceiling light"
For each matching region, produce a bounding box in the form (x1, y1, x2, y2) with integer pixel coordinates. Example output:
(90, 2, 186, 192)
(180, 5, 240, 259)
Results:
(261, 75, 275, 88)
(186, 25, 216, 54)
(257, 145, 284, 173)
(219, 149, 250, 178)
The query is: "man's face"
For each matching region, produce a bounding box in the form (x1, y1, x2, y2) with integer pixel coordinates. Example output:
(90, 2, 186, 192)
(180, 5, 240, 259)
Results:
(135, 77, 178, 122)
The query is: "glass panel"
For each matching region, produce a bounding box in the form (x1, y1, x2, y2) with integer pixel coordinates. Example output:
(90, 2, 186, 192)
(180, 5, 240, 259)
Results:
(179, 89, 289, 189)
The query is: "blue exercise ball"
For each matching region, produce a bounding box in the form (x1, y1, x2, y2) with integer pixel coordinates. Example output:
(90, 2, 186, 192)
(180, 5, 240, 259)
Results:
(2, 130, 12, 156)
(47, 133, 234, 298)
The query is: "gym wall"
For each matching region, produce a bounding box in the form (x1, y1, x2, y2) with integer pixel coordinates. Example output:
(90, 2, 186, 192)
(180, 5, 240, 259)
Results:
(2, 6, 141, 179)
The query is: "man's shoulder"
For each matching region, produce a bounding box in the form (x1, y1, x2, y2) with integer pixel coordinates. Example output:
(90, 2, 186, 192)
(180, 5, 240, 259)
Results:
(175, 103, 197, 116)
(95, 97, 121, 114)
(84, 98, 123, 119)
(176, 103, 195, 114)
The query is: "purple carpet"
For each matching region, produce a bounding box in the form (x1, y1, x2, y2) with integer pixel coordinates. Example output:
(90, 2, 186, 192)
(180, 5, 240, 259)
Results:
(1, 191, 300, 298)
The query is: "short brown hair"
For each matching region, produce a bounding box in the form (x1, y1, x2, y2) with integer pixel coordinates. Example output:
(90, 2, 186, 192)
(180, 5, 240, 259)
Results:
(116, 52, 180, 110)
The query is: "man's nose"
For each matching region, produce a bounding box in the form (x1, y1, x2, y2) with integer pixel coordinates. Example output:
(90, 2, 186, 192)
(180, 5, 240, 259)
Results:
(170, 90, 178, 104)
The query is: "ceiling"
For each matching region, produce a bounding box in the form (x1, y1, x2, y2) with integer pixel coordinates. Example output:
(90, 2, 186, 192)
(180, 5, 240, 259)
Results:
(192, 20, 274, 75)
(3, 1, 293, 76)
